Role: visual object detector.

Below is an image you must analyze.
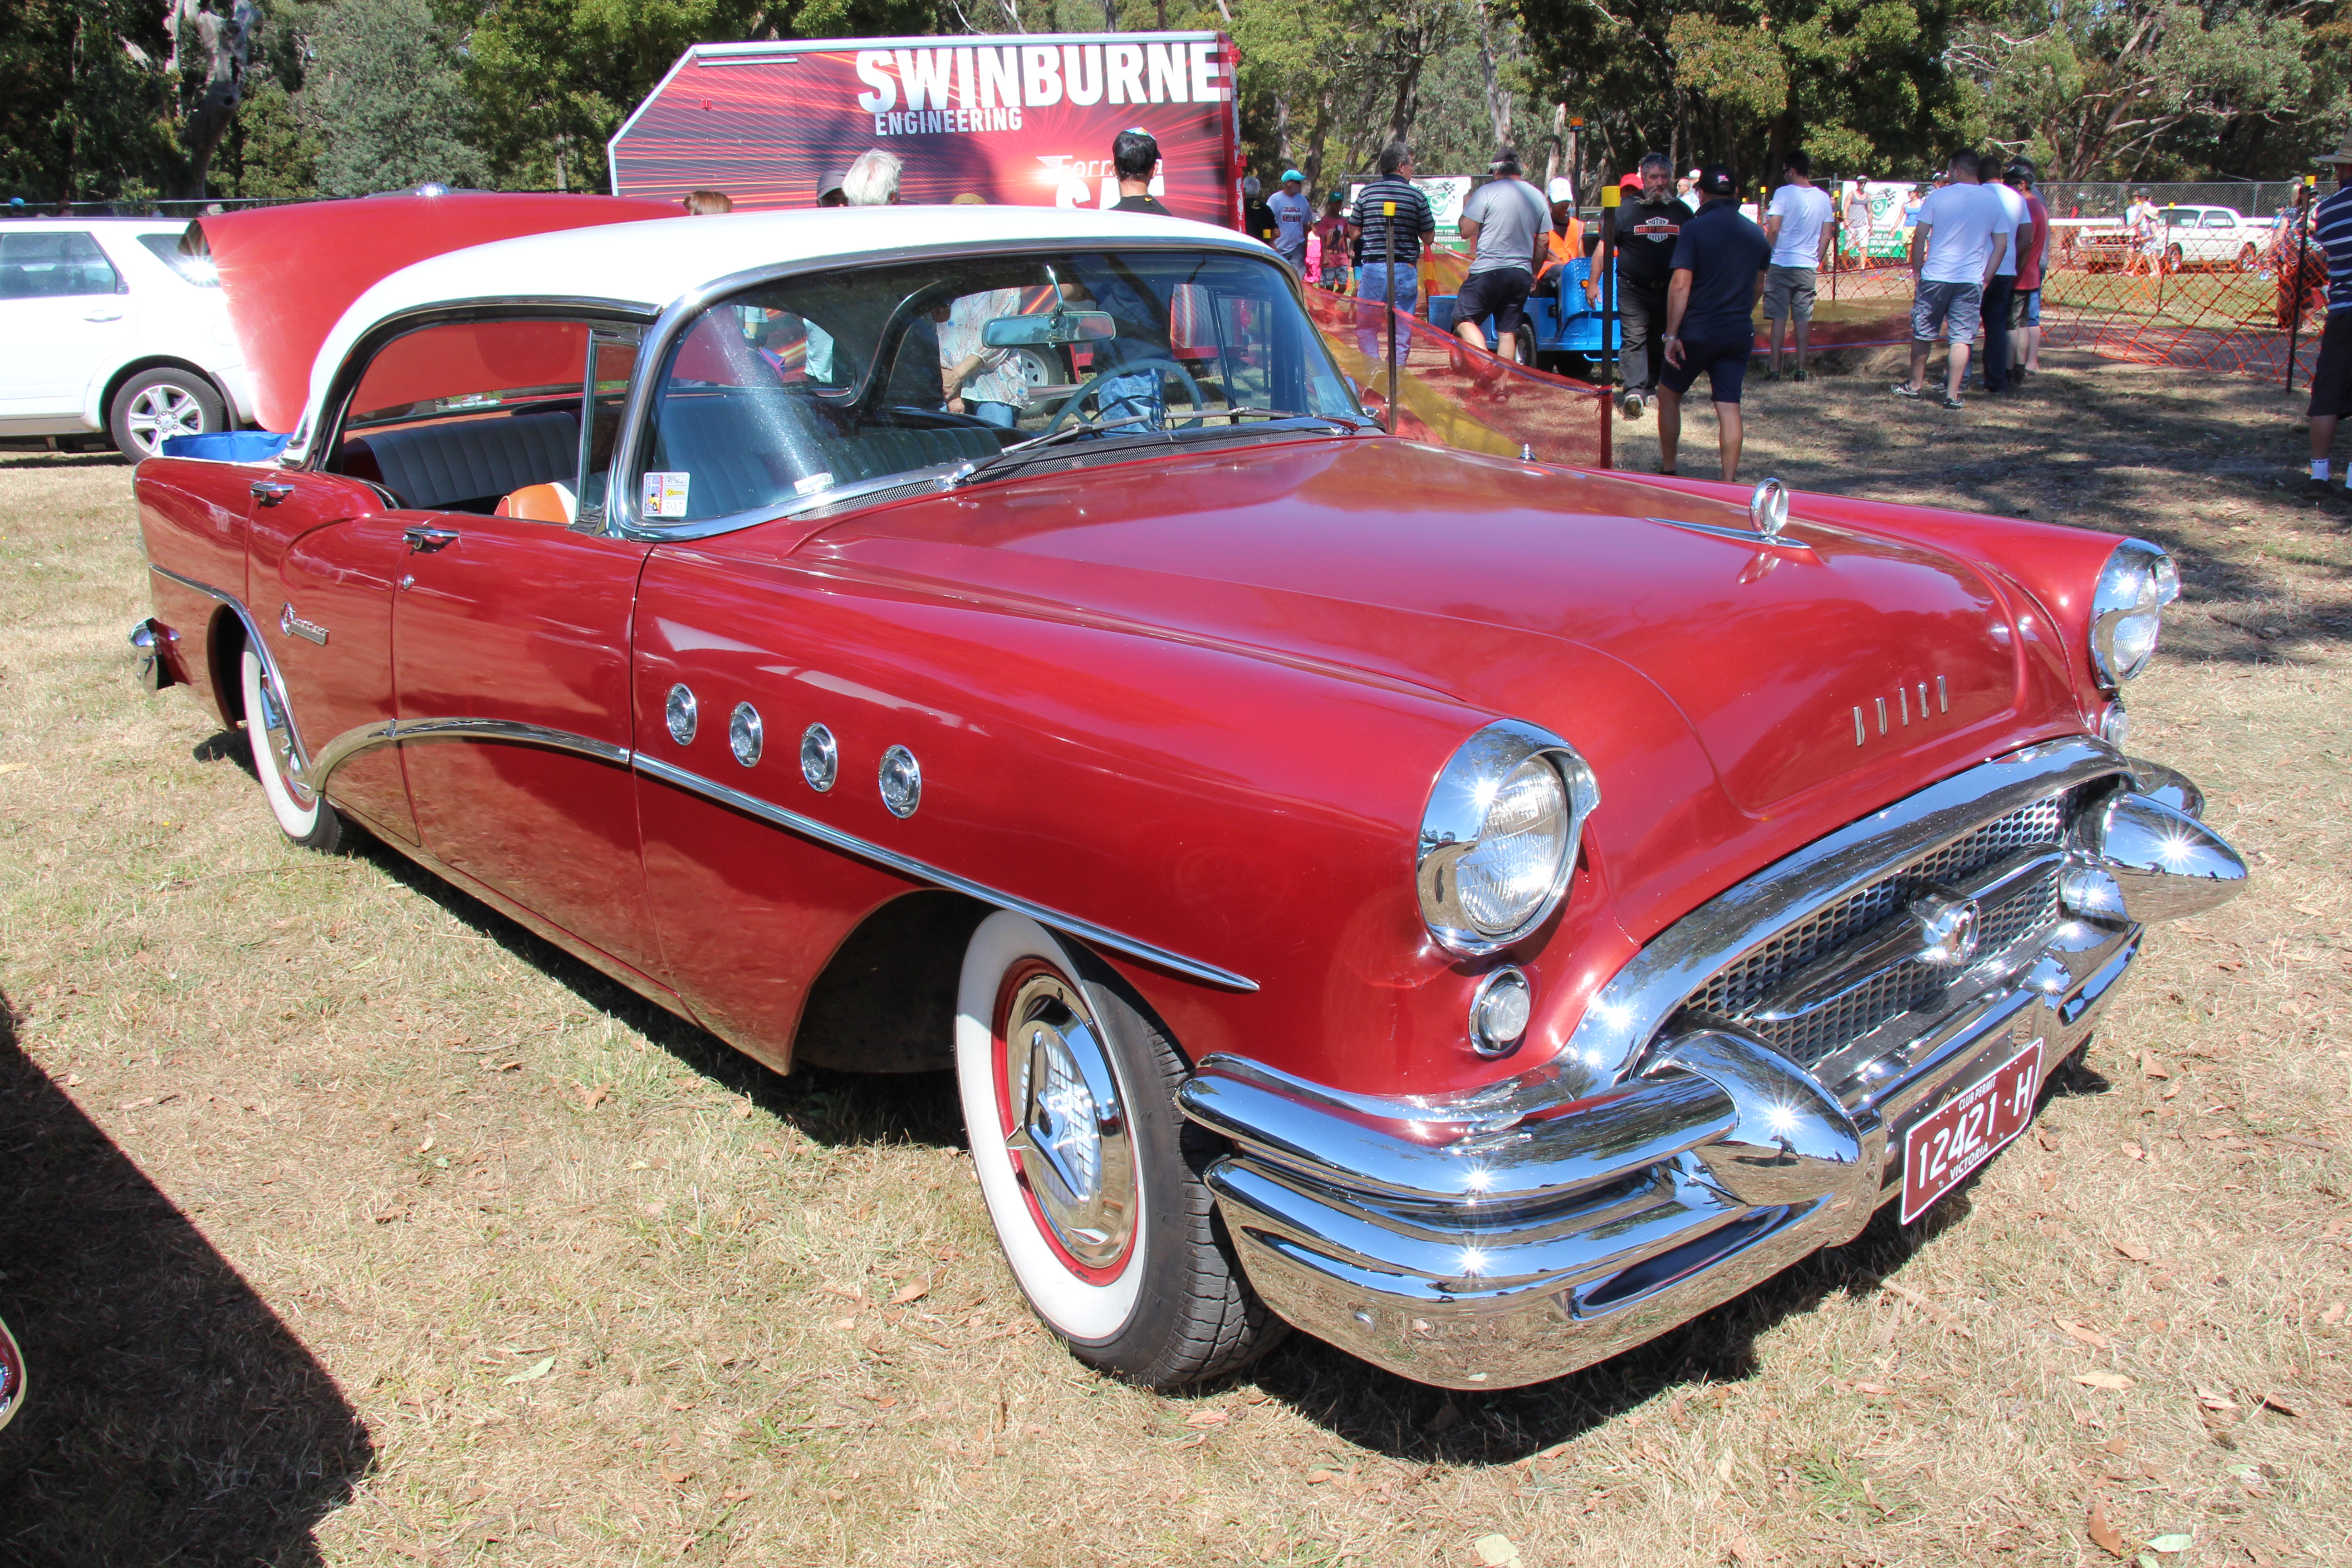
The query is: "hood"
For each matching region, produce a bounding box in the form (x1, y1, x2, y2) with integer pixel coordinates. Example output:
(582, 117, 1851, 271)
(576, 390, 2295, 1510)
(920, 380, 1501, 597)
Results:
(190, 192, 680, 433)
(794, 439, 2038, 927)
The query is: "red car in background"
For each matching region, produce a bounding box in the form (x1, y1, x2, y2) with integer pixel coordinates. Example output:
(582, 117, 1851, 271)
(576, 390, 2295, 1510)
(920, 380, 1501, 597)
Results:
(129, 193, 2246, 1392)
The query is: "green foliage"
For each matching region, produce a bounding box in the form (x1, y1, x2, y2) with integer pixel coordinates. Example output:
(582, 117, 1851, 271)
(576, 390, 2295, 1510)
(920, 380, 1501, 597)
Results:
(1955, 0, 2348, 181)
(214, 80, 318, 197)
(309, 0, 489, 194)
(0, 0, 177, 203)
(1511, 0, 1976, 187)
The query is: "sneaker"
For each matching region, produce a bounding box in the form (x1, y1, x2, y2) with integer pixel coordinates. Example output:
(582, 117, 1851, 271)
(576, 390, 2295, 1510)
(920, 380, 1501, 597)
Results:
(1940, 392, 1965, 410)
(1618, 389, 1646, 420)
(1788, 368, 1809, 383)
(1760, 366, 1782, 382)
(1891, 383, 1921, 400)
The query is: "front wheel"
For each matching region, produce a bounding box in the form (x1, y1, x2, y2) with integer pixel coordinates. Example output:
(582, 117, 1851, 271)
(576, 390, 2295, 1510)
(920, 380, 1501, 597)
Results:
(2238, 243, 2260, 273)
(2163, 245, 2184, 275)
(954, 911, 1282, 1387)
(240, 647, 345, 852)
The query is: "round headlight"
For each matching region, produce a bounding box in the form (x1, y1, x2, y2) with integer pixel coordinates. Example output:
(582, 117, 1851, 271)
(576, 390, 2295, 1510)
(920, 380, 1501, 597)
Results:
(1416, 720, 1599, 956)
(2090, 539, 2178, 688)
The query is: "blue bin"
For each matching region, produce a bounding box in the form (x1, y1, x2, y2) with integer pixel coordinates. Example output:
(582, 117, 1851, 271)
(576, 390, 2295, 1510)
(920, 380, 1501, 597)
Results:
(158, 431, 293, 462)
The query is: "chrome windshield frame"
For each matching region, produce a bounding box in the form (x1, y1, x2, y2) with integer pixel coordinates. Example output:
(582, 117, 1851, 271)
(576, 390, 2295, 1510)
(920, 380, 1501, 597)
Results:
(595, 235, 1357, 544)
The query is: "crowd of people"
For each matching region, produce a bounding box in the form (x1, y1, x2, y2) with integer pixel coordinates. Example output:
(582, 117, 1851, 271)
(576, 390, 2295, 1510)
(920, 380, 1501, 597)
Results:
(673, 123, 2352, 495)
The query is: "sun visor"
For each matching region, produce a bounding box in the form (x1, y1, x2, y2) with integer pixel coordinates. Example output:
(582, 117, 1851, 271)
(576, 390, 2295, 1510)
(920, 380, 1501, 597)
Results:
(189, 192, 681, 433)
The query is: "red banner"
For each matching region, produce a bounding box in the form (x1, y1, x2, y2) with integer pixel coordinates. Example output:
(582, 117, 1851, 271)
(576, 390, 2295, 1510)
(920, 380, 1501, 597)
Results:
(608, 34, 1241, 226)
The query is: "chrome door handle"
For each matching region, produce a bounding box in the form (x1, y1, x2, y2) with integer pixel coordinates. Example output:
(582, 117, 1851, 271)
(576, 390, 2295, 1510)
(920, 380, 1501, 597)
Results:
(402, 524, 460, 553)
(250, 480, 295, 506)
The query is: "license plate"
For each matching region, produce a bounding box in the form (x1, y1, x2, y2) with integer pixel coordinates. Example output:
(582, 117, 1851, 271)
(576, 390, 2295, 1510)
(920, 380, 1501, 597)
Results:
(1900, 1037, 2045, 1225)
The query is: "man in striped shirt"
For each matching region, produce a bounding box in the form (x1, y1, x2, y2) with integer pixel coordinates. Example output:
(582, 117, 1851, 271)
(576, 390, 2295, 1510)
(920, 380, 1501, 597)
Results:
(1348, 141, 1436, 367)
(2308, 139, 2352, 489)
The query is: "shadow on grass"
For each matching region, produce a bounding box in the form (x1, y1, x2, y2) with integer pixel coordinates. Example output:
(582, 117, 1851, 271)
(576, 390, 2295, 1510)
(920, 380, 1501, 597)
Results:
(1246, 1039, 2112, 1464)
(0, 451, 126, 470)
(0, 990, 373, 1567)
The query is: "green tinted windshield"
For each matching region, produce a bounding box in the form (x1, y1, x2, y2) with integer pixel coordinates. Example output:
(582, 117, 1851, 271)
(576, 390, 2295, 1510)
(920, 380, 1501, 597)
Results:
(636, 248, 1361, 525)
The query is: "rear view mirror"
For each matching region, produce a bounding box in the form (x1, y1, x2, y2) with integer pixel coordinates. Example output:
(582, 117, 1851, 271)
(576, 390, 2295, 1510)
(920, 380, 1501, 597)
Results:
(983, 310, 1116, 348)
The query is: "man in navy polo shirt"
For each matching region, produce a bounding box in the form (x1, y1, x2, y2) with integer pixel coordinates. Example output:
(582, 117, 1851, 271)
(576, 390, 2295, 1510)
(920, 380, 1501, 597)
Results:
(2306, 134, 2352, 490)
(1658, 164, 1771, 480)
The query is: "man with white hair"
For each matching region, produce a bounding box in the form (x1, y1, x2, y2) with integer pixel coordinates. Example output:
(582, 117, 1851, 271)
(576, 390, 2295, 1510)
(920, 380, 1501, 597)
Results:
(842, 149, 902, 206)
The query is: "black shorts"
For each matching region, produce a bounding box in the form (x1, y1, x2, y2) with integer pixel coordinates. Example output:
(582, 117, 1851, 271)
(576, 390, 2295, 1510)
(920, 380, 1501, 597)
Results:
(2310, 310, 2352, 419)
(1659, 333, 1751, 403)
(1456, 267, 1535, 336)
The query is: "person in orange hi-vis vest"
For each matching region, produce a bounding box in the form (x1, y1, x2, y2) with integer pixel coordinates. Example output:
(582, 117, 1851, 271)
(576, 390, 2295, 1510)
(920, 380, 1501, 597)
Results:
(1535, 177, 1599, 309)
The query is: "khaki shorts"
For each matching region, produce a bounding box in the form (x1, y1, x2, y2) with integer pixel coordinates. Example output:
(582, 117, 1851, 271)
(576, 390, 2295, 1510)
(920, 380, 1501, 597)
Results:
(1762, 264, 1817, 323)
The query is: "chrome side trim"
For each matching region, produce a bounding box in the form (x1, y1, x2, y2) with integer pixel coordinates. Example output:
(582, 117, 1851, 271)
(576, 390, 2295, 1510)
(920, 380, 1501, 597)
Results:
(147, 563, 314, 775)
(632, 753, 1259, 993)
(1644, 514, 1815, 550)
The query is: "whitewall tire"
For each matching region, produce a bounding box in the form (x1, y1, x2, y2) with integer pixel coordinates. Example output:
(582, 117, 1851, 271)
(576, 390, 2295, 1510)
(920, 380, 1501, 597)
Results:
(240, 647, 343, 853)
(955, 911, 1283, 1387)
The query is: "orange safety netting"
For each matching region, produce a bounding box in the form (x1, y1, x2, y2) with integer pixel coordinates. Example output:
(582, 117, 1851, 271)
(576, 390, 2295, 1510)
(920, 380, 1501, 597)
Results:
(1303, 284, 1612, 467)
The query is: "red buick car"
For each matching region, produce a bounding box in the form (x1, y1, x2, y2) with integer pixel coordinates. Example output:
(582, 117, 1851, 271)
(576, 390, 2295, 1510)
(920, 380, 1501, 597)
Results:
(129, 194, 2245, 1391)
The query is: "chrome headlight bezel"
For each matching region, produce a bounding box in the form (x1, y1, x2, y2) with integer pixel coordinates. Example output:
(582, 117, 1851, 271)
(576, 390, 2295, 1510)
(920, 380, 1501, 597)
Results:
(1416, 720, 1600, 956)
(2089, 538, 2179, 690)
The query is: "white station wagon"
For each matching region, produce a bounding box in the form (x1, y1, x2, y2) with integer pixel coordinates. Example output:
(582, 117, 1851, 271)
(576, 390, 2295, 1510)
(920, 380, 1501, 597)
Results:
(2077, 206, 2262, 274)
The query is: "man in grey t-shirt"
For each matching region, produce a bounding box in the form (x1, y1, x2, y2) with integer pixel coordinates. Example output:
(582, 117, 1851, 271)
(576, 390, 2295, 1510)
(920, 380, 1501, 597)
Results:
(1453, 147, 1549, 363)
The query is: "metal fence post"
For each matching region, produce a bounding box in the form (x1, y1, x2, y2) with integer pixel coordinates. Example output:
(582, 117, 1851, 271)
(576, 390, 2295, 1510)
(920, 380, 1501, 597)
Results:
(1384, 199, 1399, 425)
(1601, 180, 1619, 470)
(2287, 180, 2313, 394)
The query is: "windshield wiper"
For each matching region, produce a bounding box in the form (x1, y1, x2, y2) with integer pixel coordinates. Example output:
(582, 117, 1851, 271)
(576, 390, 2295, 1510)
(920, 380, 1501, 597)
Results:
(944, 414, 1156, 488)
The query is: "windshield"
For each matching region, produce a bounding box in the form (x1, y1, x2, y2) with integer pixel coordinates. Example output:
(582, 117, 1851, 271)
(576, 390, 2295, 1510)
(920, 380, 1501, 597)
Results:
(635, 248, 1361, 525)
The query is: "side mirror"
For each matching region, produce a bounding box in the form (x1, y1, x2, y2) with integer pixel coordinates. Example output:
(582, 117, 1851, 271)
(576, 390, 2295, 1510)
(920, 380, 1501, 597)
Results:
(983, 309, 1117, 348)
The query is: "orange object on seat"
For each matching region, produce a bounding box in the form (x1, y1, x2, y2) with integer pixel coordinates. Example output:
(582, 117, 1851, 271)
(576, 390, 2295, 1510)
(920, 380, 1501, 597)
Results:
(495, 481, 575, 524)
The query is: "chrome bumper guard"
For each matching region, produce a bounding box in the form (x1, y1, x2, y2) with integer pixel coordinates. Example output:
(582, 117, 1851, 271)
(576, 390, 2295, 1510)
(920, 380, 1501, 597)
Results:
(1179, 742, 2246, 1390)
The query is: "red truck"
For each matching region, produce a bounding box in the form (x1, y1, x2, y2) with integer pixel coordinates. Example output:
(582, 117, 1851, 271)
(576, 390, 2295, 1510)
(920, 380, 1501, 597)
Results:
(608, 32, 1242, 226)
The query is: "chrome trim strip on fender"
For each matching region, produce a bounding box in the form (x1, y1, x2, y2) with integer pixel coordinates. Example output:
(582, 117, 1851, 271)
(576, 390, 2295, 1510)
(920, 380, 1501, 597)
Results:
(147, 563, 315, 779)
(632, 753, 1259, 993)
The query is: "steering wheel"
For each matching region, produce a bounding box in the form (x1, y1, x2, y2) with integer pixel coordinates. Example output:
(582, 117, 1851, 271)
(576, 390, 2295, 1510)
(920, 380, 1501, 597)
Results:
(1039, 353, 1208, 438)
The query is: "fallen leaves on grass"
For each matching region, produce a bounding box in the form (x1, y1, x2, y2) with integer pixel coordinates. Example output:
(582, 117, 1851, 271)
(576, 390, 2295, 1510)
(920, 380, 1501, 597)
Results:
(1183, 1408, 1229, 1428)
(2113, 1239, 2153, 1262)
(1471, 1534, 1524, 1568)
(2140, 1050, 2171, 1079)
(2058, 1320, 2111, 1350)
(0, 763, 28, 775)
(2072, 1371, 2134, 1390)
(2259, 1391, 2302, 1417)
(2087, 1499, 2127, 1558)
(575, 1084, 610, 1110)
(887, 1277, 929, 1306)
(2194, 1386, 2239, 1411)
(500, 1356, 555, 1385)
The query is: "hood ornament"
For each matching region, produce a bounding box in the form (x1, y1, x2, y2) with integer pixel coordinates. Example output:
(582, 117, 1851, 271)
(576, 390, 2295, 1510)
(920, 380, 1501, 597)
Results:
(1748, 477, 1789, 541)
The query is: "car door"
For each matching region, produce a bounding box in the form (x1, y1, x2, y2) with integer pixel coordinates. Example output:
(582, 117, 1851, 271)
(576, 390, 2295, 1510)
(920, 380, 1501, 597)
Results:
(2200, 210, 2239, 266)
(0, 230, 132, 422)
(331, 316, 664, 979)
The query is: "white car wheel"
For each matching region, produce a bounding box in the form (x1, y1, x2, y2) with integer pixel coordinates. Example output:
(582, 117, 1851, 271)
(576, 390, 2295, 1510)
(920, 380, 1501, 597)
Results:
(954, 911, 1282, 1385)
(240, 647, 343, 852)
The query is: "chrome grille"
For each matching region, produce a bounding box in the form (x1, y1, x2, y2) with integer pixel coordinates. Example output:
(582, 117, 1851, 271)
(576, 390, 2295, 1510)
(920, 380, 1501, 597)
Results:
(1680, 794, 2072, 1067)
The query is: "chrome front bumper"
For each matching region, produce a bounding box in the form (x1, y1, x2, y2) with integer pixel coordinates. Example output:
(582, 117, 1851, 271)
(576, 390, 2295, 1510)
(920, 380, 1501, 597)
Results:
(1179, 743, 2245, 1390)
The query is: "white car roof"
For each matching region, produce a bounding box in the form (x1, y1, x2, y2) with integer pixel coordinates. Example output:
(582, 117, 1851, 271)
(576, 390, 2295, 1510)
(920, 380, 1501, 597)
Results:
(304, 205, 1269, 437)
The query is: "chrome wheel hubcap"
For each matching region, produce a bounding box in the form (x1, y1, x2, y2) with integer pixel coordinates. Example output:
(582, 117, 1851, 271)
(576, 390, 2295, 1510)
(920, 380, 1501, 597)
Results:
(1001, 970, 1135, 1271)
(251, 667, 315, 806)
(127, 386, 204, 454)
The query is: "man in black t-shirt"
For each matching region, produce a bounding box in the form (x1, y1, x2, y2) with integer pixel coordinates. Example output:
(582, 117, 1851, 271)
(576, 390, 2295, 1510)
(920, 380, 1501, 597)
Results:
(1659, 164, 1771, 480)
(1614, 153, 1684, 418)
(1109, 127, 1171, 216)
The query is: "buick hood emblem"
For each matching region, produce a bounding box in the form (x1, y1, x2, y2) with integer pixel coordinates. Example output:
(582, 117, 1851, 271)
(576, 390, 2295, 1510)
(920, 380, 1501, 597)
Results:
(1909, 892, 1980, 968)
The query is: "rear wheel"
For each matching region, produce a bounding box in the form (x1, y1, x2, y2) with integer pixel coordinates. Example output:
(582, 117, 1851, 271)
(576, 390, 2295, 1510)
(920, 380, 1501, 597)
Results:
(108, 367, 225, 460)
(954, 911, 1282, 1387)
(240, 646, 344, 852)
(2238, 243, 2260, 272)
(2162, 244, 2184, 275)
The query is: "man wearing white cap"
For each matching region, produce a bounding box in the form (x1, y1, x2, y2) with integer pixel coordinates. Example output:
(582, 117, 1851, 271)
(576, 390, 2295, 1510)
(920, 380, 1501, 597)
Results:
(1270, 169, 1313, 270)
(1681, 170, 1703, 211)
(1535, 176, 1595, 309)
(1455, 147, 1551, 364)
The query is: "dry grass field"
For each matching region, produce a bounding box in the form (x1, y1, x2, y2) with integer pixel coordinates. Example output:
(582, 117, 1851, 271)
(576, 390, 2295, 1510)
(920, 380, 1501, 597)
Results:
(2, 349, 2348, 1568)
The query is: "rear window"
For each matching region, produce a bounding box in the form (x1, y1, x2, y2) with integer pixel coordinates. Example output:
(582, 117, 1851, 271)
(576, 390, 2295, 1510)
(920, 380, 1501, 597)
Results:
(0, 231, 120, 299)
(137, 232, 219, 286)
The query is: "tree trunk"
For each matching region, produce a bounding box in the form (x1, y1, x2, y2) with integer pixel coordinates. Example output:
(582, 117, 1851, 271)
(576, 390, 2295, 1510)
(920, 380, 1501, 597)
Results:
(1303, 87, 1334, 193)
(1473, 0, 1510, 148)
(1544, 102, 1565, 185)
(164, 0, 260, 200)
(1274, 93, 1293, 170)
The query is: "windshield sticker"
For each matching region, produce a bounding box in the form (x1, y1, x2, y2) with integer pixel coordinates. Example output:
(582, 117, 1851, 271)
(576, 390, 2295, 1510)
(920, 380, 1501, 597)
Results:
(642, 470, 691, 519)
(793, 471, 836, 497)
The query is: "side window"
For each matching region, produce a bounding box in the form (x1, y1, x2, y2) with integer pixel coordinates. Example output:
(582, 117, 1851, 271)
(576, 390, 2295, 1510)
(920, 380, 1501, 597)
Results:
(0, 231, 121, 300)
(331, 318, 591, 516)
(137, 232, 220, 285)
(2201, 212, 2234, 230)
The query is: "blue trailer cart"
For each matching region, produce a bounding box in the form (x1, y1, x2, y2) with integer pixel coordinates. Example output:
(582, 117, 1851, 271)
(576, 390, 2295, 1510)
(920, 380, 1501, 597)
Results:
(1426, 255, 1619, 378)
